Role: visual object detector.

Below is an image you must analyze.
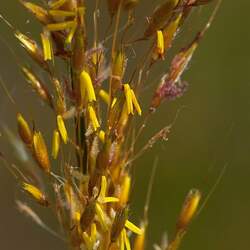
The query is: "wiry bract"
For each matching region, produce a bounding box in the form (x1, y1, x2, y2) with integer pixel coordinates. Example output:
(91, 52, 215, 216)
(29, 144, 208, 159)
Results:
(0, 0, 221, 249)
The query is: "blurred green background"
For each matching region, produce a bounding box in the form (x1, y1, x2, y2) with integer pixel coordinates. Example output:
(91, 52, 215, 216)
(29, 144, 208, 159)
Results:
(0, 0, 250, 250)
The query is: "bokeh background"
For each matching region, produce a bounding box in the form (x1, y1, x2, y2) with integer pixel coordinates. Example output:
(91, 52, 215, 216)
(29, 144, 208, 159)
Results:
(0, 0, 250, 249)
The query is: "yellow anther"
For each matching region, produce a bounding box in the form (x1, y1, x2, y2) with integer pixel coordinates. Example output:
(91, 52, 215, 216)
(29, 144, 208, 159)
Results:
(124, 84, 142, 116)
(123, 229, 131, 250)
(65, 21, 77, 45)
(100, 175, 107, 199)
(111, 97, 117, 108)
(80, 70, 96, 103)
(119, 174, 131, 206)
(130, 89, 142, 116)
(90, 223, 97, 242)
(95, 203, 108, 231)
(41, 29, 52, 61)
(99, 89, 110, 105)
(98, 176, 119, 203)
(124, 84, 134, 115)
(98, 130, 105, 143)
(125, 220, 142, 235)
(88, 106, 100, 131)
(156, 30, 164, 57)
(57, 115, 68, 144)
(52, 130, 60, 159)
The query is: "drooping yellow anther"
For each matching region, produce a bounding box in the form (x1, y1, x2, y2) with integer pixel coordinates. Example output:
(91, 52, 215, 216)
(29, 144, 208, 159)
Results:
(95, 203, 108, 231)
(17, 113, 33, 145)
(22, 182, 49, 206)
(120, 229, 125, 250)
(98, 176, 119, 204)
(52, 130, 60, 159)
(41, 29, 52, 61)
(123, 229, 131, 250)
(48, 0, 67, 9)
(82, 232, 91, 250)
(99, 175, 107, 199)
(130, 89, 142, 116)
(98, 130, 105, 143)
(46, 21, 75, 31)
(124, 84, 142, 116)
(33, 131, 50, 173)
(125, 220, 143, 235)
(57, 115, 68, 144)
(177, 189, 201, 231)
(124, 84, 134, 115)
(119, 174, 131, 206)
(99, 89, 110, 105)
(111, 97, 117, 108)
(82, 223, 97, 250)
(90, 223, 97, 244)
(65, 21, 77, 45)
(156, 30, 164, 57)
(80, 70, 96, 103)
(88, 106, 100, 131)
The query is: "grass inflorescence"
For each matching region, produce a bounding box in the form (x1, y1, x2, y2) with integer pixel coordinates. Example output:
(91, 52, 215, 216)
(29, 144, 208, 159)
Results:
(0, 0, 221, 249)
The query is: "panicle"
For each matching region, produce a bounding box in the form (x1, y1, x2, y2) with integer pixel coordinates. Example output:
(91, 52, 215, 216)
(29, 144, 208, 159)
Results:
(2, 0, 219, 249)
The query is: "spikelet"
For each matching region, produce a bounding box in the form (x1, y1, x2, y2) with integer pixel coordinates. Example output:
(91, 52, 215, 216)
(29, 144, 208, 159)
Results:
(21, 67, 53, 107)
(176, 189, 201, 231)
(19, 1, 50, 24)
(144, 0, 180, 37)
(33, 131, 50, 173)
(52, 130, 60, 159)
(17, 113, 33, 145)
(22, 182, 49, 206)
